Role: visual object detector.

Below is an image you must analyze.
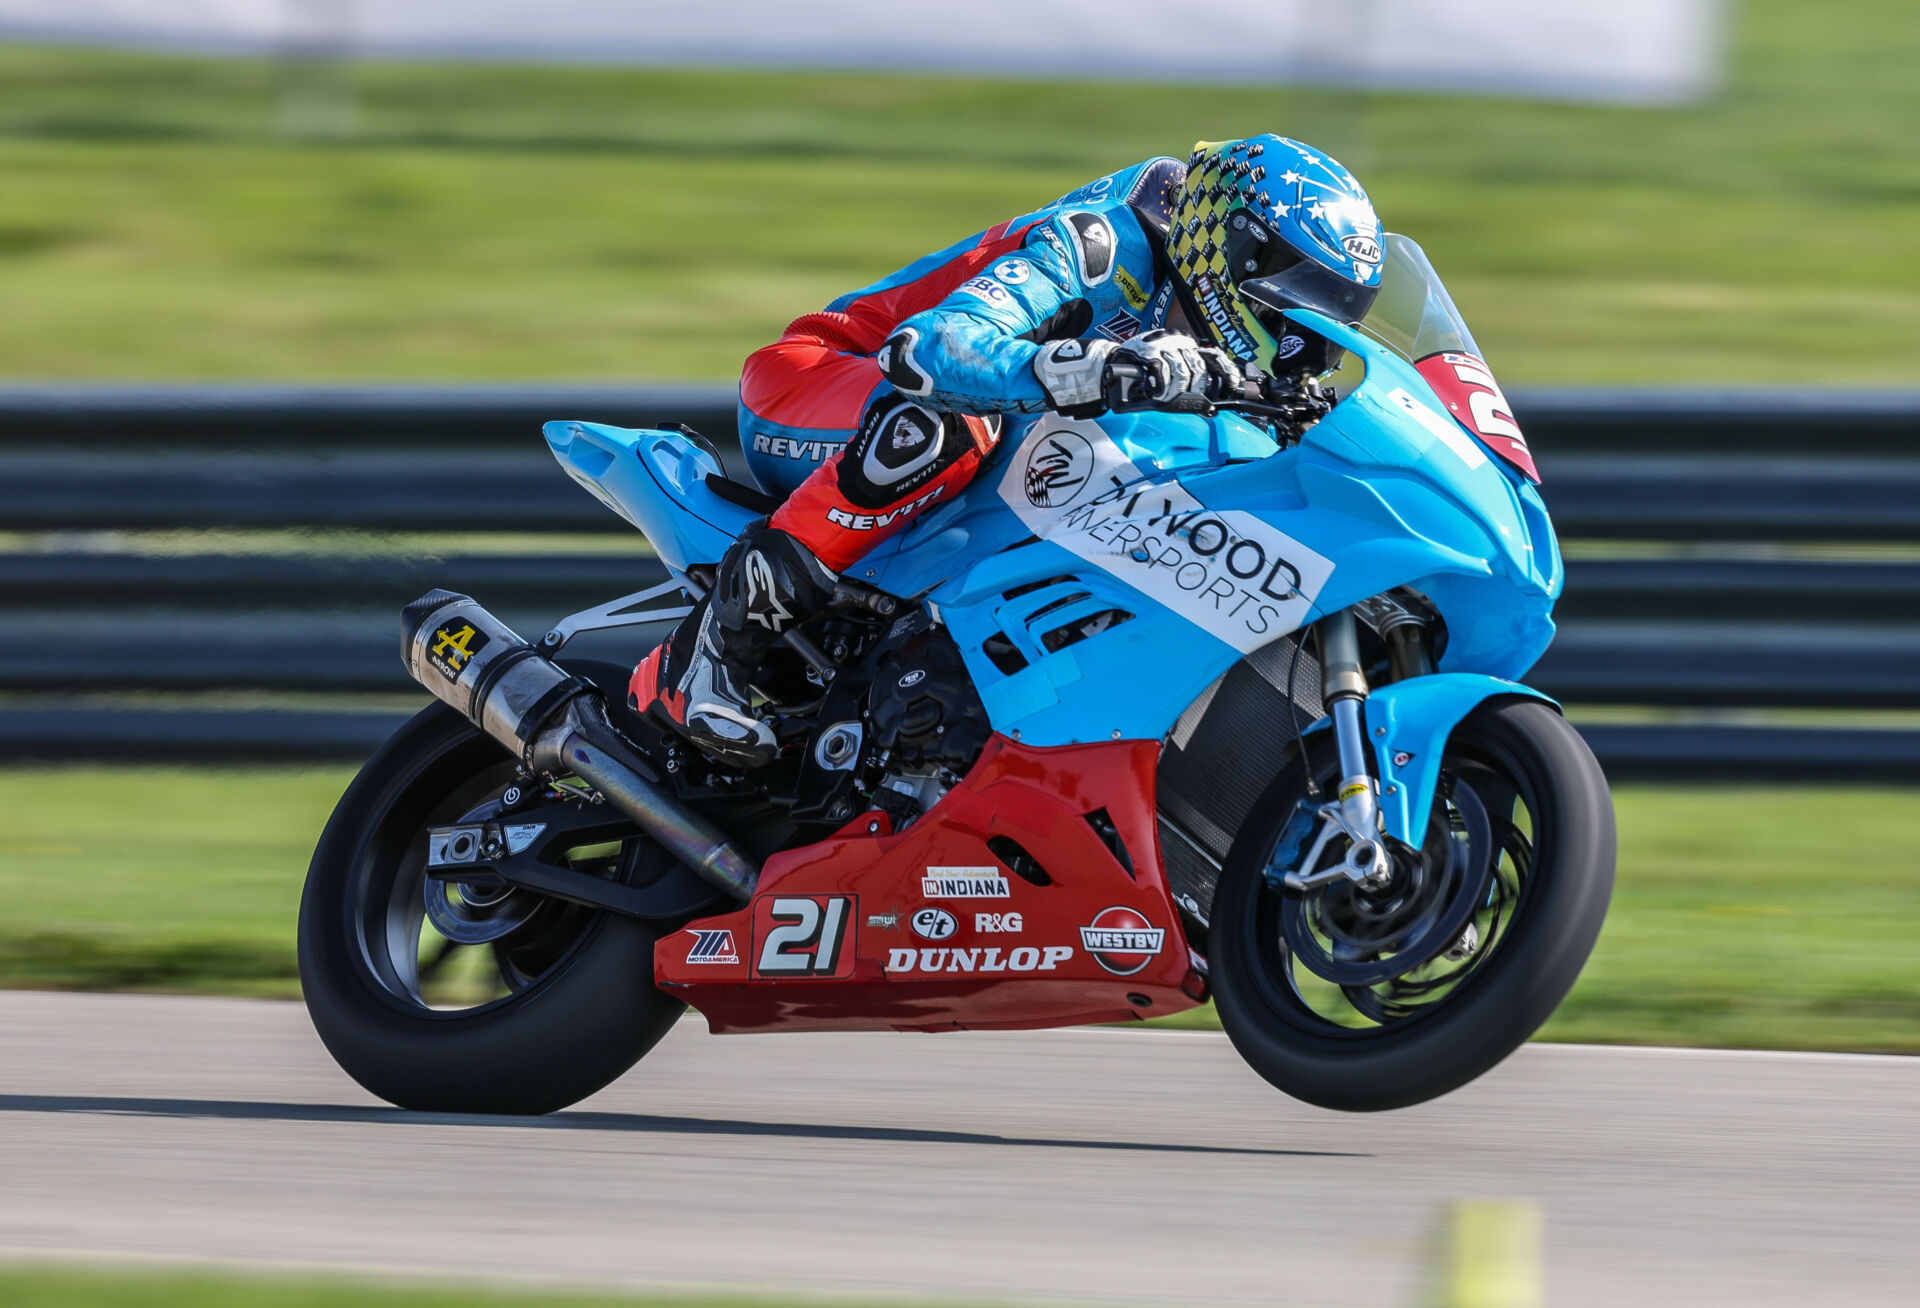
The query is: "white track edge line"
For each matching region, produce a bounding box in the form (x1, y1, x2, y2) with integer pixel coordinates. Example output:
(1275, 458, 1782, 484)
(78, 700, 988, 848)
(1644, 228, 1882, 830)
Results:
(1051, 1027, 1916, 1063)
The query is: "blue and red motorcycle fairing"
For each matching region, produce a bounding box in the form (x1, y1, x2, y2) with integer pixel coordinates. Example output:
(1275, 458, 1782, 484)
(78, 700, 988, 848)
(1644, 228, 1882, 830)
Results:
(301, 235, 1613, 1115)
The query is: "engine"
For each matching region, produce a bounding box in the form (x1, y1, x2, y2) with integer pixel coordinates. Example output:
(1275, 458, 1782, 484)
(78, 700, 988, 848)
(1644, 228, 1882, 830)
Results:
(792, 615, 989, 830)
(864, 626, 990, 825)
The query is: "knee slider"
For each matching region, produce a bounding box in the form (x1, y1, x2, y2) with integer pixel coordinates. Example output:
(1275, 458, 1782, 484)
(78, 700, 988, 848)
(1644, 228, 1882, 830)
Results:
(838, 394, 969, 510)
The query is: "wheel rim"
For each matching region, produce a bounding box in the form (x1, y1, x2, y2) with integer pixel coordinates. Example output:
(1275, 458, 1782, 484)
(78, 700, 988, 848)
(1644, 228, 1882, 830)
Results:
(1251, 740, 1539, 1038)
(347, 732, 635, 1018)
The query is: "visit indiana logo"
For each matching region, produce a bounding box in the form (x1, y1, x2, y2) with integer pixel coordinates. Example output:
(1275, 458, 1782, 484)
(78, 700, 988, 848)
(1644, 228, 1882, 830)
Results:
(921, 867, 1010, 899)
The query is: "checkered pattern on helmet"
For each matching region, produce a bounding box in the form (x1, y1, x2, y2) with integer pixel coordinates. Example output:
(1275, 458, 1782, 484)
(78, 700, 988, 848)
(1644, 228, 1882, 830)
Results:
(1166, 140, 1270, 360)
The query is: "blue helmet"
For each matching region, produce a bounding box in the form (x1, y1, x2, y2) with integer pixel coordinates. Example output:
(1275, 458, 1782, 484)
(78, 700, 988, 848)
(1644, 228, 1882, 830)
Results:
(1166, 135, 1384, 376)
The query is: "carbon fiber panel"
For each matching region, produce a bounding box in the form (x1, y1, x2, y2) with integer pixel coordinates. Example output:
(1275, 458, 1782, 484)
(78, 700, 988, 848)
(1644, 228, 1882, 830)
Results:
(1156, 635, 1321, 922)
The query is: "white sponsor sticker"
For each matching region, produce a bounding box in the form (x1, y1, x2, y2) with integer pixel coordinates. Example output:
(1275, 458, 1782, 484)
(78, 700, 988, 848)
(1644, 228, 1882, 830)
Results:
(1079, 925, 1164, 953)
(997, 418, 1334, 655)
(956, 276, 1012, 307)
(993, 258, 1030, 285)
(502, 823, 545, 854)
(921, 866, 1010, 898)
(886, 945, 1072, 974)
(1387, 387, 1487, 469)
(911, 907, 957, 939)
(974, 912, 1023, 933)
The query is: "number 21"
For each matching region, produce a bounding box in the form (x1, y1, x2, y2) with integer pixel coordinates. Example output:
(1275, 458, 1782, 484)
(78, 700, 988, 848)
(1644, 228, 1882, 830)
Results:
(756, 896, 850, 976)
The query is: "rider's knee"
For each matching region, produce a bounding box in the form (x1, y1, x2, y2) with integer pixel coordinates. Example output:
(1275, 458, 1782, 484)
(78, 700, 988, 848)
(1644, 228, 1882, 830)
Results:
(837, 394, 997, 511)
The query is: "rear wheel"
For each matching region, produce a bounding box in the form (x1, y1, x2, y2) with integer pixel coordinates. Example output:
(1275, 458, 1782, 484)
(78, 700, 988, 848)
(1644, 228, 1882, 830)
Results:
(298, 702, 686, 1114)
(1209, 698, 1614, 1111)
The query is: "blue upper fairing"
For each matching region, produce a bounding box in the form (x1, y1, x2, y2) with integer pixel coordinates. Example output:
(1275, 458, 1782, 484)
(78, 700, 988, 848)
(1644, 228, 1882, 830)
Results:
(1281, 310, 1561, 678)
(864, 306, 1561, 748)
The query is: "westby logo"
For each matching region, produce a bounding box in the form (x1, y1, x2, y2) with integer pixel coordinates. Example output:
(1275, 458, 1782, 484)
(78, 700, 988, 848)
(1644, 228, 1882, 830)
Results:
(1079, 906, 1165, 976)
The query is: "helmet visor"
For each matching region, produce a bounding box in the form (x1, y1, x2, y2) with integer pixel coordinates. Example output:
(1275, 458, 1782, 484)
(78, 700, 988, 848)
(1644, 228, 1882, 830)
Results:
(1239, 262, 1380, 336)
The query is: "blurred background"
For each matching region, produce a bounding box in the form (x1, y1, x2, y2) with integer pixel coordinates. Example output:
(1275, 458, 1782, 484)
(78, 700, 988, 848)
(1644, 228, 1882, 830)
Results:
(0, 0, 1916, 1299)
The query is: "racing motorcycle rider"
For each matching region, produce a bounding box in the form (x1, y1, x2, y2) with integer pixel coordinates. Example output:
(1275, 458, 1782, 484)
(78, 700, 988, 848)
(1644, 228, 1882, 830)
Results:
(632, 134, 1386, 768)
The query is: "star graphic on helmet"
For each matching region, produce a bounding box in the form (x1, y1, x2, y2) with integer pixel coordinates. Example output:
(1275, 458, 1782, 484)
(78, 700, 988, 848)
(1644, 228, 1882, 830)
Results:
(1281, 170, 1301, 185)
(1308, 204, 1326, 220)
(1303, 154, 1321, 167)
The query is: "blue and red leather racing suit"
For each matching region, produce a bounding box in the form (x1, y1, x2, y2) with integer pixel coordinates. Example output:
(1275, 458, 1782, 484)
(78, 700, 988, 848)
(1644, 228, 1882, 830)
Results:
(745, 156, 1186, 573)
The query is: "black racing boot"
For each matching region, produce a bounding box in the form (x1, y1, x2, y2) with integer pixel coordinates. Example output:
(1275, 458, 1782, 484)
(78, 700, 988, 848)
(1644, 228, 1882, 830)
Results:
(635, 524, 835, 769)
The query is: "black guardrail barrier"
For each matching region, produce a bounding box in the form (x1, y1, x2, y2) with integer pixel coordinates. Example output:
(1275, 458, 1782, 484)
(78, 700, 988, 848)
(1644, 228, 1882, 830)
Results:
(4, 384, 1918, 776)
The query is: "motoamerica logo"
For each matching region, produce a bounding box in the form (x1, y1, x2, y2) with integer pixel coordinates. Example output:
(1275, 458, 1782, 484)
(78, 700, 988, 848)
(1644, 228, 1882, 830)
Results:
(685, 928, 738, 964)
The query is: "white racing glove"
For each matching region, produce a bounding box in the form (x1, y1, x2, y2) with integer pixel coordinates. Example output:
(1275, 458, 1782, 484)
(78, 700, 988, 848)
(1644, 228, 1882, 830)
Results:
(1032, 331, 1237, 416)
(1111, 330, 1215, 406)
(1032, 337, 1116, 414)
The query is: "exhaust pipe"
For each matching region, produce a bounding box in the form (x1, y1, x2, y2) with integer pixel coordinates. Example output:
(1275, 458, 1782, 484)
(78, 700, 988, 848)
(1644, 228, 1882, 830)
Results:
(400, 590, 758, 900)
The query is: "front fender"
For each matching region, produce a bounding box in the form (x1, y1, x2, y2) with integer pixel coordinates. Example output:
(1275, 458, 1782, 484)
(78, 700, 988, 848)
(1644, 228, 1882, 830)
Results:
(1310, 674, 1558, 845)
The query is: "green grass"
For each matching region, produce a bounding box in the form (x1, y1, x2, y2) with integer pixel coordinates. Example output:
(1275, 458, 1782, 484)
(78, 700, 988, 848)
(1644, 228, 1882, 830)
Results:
(0, 767, 338, 997)
(0, 1265, 942, 1308)
(2, 767, 1917, 1051)
(0, 0, 1916, 383)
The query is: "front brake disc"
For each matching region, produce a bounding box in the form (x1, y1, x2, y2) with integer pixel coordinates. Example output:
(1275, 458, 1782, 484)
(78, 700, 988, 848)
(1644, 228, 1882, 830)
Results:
(1279, 782, 1492, 987)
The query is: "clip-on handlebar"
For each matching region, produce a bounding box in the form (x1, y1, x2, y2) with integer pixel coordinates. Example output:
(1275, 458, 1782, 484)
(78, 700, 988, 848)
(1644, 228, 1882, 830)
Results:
(1102, 359, 1330, 427)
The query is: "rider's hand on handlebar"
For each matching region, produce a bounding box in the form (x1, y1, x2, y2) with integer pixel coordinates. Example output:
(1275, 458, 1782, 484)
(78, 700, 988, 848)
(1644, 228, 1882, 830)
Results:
(1108, 331, 1216, 410)
(1033, 331, 1249, 418)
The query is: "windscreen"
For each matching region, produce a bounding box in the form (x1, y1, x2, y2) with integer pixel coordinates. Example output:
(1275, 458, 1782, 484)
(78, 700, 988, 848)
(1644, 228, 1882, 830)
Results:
(1354, 235, 1481, 363)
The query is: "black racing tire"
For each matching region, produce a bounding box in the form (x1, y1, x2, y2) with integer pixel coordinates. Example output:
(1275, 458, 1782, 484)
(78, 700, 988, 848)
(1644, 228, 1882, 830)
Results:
(298, 701, 686, 1115)
(1209, 698, 1614, 1112)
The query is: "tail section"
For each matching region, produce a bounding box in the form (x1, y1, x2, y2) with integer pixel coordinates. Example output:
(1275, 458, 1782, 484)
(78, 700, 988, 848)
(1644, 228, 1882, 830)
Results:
(543, 421, 760, 571)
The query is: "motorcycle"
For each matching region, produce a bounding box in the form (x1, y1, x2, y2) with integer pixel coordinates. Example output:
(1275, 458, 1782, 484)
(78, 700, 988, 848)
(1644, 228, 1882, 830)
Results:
(298, 235, 1614, 1114)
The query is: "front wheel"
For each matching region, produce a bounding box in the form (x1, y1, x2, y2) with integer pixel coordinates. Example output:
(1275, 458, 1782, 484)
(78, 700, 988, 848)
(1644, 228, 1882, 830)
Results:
(1210, 698, 1614, 1112)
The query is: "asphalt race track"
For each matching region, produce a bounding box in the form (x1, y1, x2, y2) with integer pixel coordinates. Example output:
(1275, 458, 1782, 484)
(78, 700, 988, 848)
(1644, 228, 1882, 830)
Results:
(0, 992, 1915, 1305)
